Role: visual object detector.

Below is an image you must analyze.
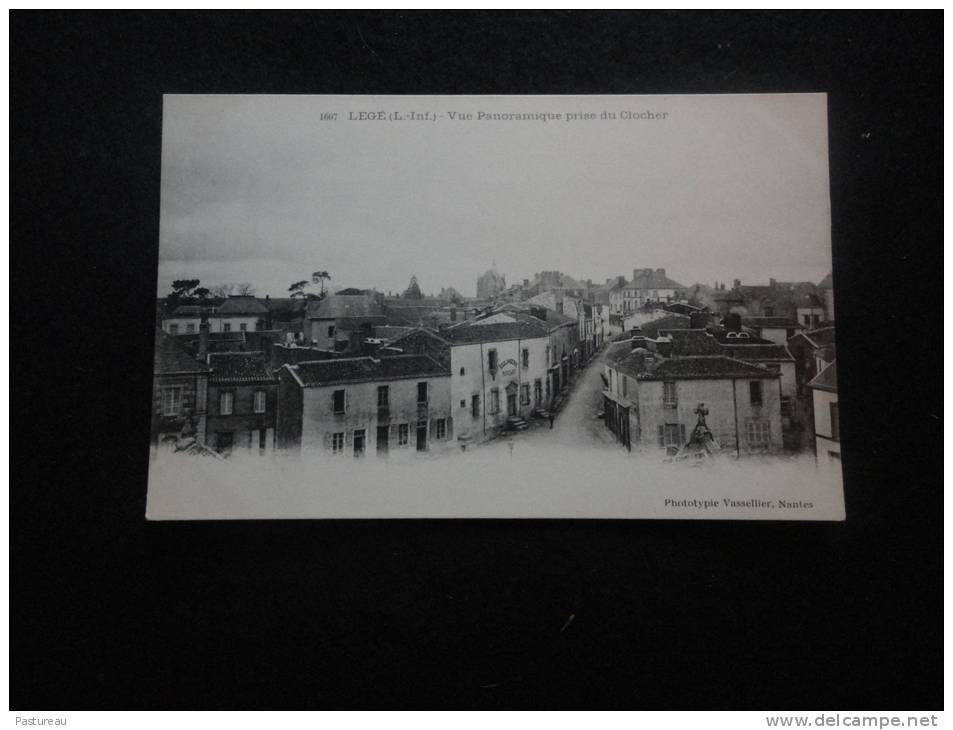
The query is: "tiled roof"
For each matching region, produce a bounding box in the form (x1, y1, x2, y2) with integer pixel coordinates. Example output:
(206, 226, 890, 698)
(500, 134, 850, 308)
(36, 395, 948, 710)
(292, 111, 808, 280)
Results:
(808, 361, 838, 392)
(637, 315, 692, 338)
(742, 316, 803, 329)
(154, 330, 209, 375)
(170, 305, 204, 317)
(216, 295, 270, 315)
(307, 294, 384, 320)
(208, 352, 277, 384)
(627, 270, 687, 290)
(659, 329, 723, 356)
(802, 326, 836, 348)
(263, 297, 308, 316)
(720, 343, 794, 361)
(442, 319, 550, 344)
(290, 354, 449, 387)
(638, 356, 777, 381)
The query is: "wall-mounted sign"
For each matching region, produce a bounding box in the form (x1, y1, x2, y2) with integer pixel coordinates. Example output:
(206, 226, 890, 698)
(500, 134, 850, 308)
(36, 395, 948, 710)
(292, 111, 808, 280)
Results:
(499, 358, 518, 375)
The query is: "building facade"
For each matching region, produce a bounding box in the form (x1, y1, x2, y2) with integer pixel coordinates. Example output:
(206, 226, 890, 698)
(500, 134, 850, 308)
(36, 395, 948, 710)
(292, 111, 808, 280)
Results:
(277, 354, 453, 457)
(809, 361, 840, 475)
(603, 342, 782, 456)
(205, 352, 279, 455)
(444, 319, 552, 443)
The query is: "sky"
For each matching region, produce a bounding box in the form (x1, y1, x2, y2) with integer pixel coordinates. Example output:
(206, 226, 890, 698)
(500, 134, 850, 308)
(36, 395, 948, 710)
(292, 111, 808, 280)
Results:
(158, 94, 833, 298)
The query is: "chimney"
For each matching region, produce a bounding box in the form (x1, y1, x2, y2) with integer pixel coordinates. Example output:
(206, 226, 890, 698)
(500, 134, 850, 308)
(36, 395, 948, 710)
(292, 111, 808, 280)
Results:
(632, 269, 638, 282)
(199, 315, 210, 361)
(656, 268, 665, 277)
(450, 306, 457, 322)
(769, 278, 777, 288)
(523, 278, 529, 287)
(733, 278, 741, 289)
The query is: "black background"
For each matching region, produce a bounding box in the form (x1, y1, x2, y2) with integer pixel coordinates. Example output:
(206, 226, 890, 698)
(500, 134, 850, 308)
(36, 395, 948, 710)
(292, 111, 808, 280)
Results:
(11, 11, 943, 709)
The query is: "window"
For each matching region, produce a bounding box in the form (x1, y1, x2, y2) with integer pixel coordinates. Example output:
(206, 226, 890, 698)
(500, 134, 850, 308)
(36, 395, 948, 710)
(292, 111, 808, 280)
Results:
(520, 384, 530, 405)
(660, 423, 685, 448)
(327, 325, 335, 338)
(255, 320, 264, 331)
(223, 323, 231, 333)
(186, 323, 195, 334)
(488, 349, 498, 372)
(417, 381, 428, 404)
(377, 385, 389, 407)
(745, 420, 771, 446)
(332, 389, 346, 414)
(830, 402, 840, 441)
(398, 423, 409, 446)
(353, 429, 366, 457)
(219, 391, 234, 416)
(489, 388, 500, 414)
(803, 314, 811, 325)
(546, 346, 551, 365)
(169, 324, 179, 335)
(460, 367, 465, 376)
(161, 386, 183, 416)
(622, 376, 628, 398)
(460, 400, 466, 408)
(471, 394, 480, 418)
(663, 381, 677, 407)
(253, 390, 266, 414)
(240, 323, 247, 332)
(749, 381, 763, 407)
(522, 348, 529, 369)
(534, 379, 542, 404)
(435, 418, 447, 439)
(331, 432, 345, 454)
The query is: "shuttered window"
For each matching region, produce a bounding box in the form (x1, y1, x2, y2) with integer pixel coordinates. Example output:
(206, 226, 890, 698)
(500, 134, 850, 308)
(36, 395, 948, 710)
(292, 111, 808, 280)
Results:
(253, 390, 266, 413)
(331, 432, 345, 454)
(332, 389, 346, 414)
(219, 391, 234, 416)
(162, 386, 183, 416)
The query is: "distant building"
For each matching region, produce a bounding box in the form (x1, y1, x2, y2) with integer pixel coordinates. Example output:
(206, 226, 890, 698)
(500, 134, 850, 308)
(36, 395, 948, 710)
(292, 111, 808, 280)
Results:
(205, 352, 279, 455)
(612, 268, 687, 313)
(476, 264, 507, 300)
(277, 354, 453, 457)
(161, 295, 272, 335)
(796, 293, 827, 329)
(740, 316, 804, 345)
(817, 272, 834, 322)
(808, 360, 840, 472)
(306, 294, 386, 351)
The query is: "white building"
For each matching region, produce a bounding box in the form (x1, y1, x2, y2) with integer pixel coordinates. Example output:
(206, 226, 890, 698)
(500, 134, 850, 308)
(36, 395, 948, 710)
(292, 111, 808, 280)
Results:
(602, 340, 782, 456)
(443, 318, 552, 443)
(162, 295, 272, 335)
(808, 360, 840, 473)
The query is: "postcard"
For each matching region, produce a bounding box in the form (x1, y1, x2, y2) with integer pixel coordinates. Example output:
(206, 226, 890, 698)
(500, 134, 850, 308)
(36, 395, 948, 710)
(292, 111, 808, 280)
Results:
(148, 93, 843, 520)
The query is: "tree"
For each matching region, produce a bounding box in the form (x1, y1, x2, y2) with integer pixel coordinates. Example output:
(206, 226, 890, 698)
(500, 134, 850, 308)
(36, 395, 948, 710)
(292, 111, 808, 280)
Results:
(403, 275, 422, 300)
(236, 282, 256, 296)
(289, 280, 310, 298)
(312, 271, 331, 296)
(193, 287, 210, 300)
(171, 279, 200, 297)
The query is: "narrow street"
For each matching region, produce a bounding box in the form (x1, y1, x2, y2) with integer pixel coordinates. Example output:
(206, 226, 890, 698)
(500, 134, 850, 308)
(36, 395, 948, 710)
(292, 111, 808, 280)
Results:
(488, 346, 619, 452)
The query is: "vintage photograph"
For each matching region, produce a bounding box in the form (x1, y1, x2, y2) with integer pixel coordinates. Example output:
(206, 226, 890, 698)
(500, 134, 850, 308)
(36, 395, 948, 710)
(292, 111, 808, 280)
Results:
(148, 93, 843, 520)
